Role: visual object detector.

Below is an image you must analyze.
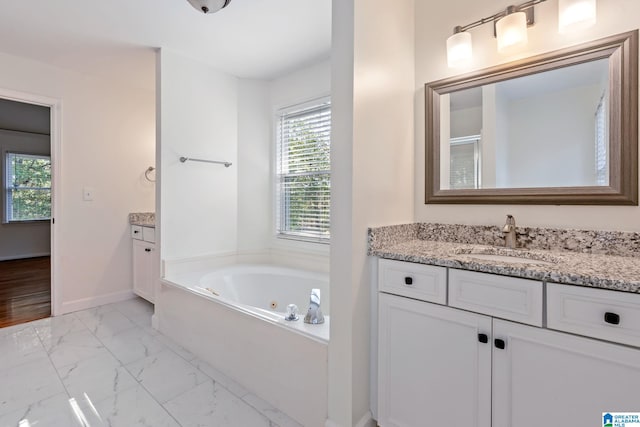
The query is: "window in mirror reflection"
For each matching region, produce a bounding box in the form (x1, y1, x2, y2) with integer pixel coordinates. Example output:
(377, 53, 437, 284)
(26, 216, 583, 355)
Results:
(442, 58, 609, 190)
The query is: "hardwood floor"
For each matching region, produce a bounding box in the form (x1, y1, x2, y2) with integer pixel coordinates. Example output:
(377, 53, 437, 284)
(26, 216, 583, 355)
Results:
(0, 256, 51, 328)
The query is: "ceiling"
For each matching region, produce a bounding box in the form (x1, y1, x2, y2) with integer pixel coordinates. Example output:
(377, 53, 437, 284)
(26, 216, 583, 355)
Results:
(0, 0, 332, 90)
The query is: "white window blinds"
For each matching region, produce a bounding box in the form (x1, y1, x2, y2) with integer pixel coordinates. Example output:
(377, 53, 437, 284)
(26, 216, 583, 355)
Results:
(276, 100, 331, 241)
(450, 135, 481, 190)
(595, 95, 608, 186)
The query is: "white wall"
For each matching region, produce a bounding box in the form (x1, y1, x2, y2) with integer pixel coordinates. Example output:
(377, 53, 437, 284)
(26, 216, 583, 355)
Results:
(158, 49, 238, 261)
(505, 84, 602, 188)
(0, 51, 155, 312)
(415, 0, 640, 231)
(329, 0, 415, 426)
(0, 129, 50, 260)
(237, 79, 271, 252)
(236, 60, 332, 254)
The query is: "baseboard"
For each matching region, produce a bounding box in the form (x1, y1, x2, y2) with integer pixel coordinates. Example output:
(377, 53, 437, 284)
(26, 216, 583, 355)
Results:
(60, 289, 136, 314)
(325, 412, 375, 427)
(0, 252, 51, 261)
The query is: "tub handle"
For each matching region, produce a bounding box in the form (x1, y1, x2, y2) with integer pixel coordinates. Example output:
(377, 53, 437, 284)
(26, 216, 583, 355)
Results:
(304, 288, 325, 325)
(285, 304, 299, 321)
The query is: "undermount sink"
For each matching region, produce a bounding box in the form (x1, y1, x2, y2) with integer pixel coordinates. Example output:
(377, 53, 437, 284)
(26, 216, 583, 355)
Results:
(454, 248, 558, 266)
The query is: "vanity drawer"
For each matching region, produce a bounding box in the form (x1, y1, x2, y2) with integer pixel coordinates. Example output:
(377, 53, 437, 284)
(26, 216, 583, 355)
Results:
(547, 283, 640, 347)
(131, 225, 143, 240)
(378, 259, 447, 304)
(142, 226, 155, 243)
(448, 269, 543, 326)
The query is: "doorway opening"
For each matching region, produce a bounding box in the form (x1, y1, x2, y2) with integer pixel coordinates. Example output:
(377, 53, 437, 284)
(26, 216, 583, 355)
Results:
(0, 97, 54, 328)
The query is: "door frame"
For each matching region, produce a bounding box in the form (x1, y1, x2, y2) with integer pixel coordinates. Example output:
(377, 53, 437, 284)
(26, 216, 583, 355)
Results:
(0, 87, 62, 316)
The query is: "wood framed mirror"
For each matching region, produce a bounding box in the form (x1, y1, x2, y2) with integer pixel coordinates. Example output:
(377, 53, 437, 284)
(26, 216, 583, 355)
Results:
(425, 30, 638, 205)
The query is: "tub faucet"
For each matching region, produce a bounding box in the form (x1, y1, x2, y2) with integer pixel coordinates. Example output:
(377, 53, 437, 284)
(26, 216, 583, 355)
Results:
(503, 214, 517, 249)
(304, 288, 324, 324)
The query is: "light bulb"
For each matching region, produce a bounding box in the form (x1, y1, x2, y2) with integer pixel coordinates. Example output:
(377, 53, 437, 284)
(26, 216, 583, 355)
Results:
(447, 29, 473, 68)
(496, 8, 528, 53)
(559, 0, 596, 33)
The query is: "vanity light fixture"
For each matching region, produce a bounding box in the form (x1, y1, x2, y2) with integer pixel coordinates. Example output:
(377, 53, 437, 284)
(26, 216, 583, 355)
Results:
(558, 0, 597, 33)
(446, 0, 543, 67)
(446, 26, 473, 67)
(496, 6, 529, 53)
(446, 0, 597, 67)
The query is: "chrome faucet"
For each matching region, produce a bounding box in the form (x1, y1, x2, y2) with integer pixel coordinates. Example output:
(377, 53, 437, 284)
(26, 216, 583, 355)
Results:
(304, 288, 324, 324)
(503, 214, 517, 249)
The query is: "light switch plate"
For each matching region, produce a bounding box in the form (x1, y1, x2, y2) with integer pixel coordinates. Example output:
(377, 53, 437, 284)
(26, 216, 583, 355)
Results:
(83, 187, 94, 201)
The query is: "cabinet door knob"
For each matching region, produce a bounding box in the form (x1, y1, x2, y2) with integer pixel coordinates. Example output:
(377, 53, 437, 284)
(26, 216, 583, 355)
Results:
(478, 333, 488, 344)
(494, 338, 506, 350)
(604, 312, 620, 325)
(145, 248, 152, 252)
(404, 276, 413, 285)
(134, 230, 139, 233)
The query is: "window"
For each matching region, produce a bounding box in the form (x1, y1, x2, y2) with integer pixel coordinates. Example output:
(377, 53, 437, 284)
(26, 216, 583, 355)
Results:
(5, 153, 51, 222)
(276, 100, 331, 242)
(450, 135, 481, 189)
(594, 95, 608, 186)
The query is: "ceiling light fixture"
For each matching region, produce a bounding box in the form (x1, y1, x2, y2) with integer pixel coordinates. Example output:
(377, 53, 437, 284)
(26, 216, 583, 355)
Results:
(187, 0, 232, 14)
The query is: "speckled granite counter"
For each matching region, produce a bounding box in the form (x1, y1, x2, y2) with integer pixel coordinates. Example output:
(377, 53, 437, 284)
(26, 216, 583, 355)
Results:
(129, 212, 155, 227)
(369, 223, 640, 294)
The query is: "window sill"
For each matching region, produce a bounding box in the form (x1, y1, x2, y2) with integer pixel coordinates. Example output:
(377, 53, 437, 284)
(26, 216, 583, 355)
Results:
(2, 219, 51, 225)
(276, 234, 330, 246)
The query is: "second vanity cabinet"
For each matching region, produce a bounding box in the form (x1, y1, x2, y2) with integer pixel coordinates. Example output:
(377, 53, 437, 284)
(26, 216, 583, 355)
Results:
(377, 258, 640, 427)
(132, 225, 158, 303)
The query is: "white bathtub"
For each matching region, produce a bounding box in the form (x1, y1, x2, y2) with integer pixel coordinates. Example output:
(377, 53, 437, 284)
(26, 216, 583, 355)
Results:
(164, 264, 330, 342)
(157, 263, 329, 426)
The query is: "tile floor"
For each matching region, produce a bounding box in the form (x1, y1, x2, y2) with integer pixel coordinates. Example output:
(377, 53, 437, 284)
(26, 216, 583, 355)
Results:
(0, 297, 302, 427)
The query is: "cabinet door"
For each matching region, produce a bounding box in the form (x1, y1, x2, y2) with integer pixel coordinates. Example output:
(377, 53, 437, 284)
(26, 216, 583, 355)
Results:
(133, 239, 155, 303)
(492, 319, 640, 427)
(378, 293, 492, 427)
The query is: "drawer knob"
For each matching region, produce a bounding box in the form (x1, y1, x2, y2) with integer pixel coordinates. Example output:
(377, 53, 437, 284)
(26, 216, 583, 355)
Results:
(134, 230, 139, 233)
(404, 277, 413, 285)
(604, 312, 620, 325)
(145, 248, 152, 252)
(478, 333, 488, 344)
(494, 338, 506, 350)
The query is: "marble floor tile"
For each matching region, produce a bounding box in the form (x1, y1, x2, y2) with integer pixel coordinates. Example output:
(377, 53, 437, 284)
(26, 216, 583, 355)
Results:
(154, 333, 196, 361)
(0, 393, 86, 427)
(58, 351, 139, 403)
(78, 385, 180, 427)
(164, 380, 272, 427)
(77, 310, 137, 339)
(0, 356, 66, 416)
(32, 313, 87, 340)
(0, 327, 49, 370)
(125, 348, 208, 403)
(100, 326, 166, 365)
(73, 304, 117, 323)
(0, 322, 32, 338)
(112, 298, 154, 319)
(190, 357, 249, 398)
(242, 392, 303, 427)
(42, 329, 107, 369)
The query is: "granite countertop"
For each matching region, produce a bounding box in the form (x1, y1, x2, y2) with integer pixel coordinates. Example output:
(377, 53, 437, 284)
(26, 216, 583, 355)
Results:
(129, 212, 155, 227)
(369, 223, 640, 294)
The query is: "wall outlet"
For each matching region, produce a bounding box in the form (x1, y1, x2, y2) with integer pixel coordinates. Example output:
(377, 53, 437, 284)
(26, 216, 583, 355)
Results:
(83, 187, 94, 201)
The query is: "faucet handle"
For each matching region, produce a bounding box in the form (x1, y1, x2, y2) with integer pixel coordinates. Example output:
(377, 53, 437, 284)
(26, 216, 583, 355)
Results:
(285, 304, 299, 321)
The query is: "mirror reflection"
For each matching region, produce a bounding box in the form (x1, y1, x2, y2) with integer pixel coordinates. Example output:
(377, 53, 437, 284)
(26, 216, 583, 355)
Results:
(440, 58, 609, 190)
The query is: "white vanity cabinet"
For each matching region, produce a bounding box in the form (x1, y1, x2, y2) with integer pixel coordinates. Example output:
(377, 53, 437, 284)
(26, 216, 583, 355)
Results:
(376, 258, 640, 427)
(131, 225, 158, 303)
(378, 292, 491, 427)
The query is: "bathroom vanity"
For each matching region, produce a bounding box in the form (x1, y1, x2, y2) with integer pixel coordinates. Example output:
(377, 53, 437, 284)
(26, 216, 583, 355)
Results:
(129, 212, 158, 303)
(370, 223, 640, 427)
